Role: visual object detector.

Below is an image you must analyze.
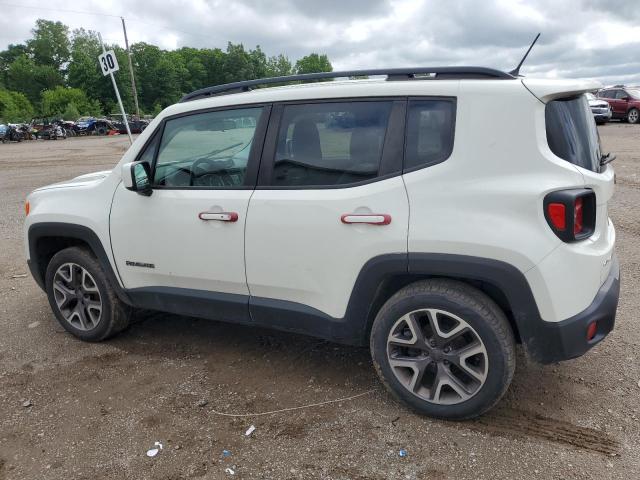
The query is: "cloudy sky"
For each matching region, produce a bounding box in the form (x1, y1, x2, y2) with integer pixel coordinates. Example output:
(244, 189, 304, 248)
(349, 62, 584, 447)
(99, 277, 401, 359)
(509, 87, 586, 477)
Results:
(1, 0, 639, 85)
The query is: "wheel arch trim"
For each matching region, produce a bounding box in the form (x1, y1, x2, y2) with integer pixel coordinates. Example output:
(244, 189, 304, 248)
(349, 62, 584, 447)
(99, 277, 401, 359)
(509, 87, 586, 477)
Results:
(27, 222, 131, 304)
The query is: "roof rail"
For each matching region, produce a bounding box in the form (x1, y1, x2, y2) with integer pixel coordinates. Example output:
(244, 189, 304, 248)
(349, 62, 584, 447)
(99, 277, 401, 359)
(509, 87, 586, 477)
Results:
(179, 66, 514, 102)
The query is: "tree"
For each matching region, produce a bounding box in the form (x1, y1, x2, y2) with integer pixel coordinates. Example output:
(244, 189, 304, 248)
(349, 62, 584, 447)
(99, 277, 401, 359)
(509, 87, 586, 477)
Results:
(266, 54, 293, 78)
(0, 44, 28, 86)
(62, 102, 80, 121)
(26, 19, 70, 70)
(41, 86, 101, 117)
(295, 53, 333, 74)
(0, 89, 34, 122)
(6, 55, 63, 104)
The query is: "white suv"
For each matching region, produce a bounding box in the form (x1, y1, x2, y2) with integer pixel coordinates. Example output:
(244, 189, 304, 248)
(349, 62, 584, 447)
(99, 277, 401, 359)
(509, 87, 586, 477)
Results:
(24, 67, 619, 419)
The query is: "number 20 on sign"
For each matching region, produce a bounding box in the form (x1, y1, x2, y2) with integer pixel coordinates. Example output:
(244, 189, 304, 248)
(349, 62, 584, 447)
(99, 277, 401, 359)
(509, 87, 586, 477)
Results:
(99, 50, 119, 76)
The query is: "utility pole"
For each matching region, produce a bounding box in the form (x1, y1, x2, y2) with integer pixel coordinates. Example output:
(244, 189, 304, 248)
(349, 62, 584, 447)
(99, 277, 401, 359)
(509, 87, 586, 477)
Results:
(121, 17, 140, 118)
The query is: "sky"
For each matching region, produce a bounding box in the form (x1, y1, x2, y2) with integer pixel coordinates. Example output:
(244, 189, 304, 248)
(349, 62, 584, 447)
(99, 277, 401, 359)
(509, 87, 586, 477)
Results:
(1, 0, 639, 85)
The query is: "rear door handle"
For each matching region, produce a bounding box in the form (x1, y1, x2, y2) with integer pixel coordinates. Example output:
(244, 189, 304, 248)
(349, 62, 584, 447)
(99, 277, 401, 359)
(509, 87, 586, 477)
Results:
(341, 214, 391, 225)
(198, 212, 239, 222)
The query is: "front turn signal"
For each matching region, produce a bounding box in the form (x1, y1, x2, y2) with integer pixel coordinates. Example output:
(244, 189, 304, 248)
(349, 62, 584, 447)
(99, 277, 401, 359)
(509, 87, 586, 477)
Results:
(25, 201, 30, 216)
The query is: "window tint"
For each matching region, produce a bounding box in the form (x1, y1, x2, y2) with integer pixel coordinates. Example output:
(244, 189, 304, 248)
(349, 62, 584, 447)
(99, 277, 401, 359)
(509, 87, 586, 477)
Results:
(153, 107, 263, 188)
(271, 102, 392, 187)
(615, 90, 629, 99)
(598, 90, 612, 98)
(404, 100, 455, 171)
(545, 95, 601, 172)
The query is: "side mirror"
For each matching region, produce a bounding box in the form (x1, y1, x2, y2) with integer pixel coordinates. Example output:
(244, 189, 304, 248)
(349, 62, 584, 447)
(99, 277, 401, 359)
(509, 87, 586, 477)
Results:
(122, 161, 152, 196)
(621, 96, 630, 101)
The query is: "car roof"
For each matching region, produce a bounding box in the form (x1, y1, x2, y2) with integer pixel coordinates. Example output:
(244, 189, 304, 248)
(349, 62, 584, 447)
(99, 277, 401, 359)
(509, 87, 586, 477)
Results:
(159, 73, 601, 118)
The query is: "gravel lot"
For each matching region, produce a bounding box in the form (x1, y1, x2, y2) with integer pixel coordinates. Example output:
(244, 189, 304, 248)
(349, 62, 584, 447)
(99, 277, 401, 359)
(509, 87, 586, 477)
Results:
(0, 126, 638, 479)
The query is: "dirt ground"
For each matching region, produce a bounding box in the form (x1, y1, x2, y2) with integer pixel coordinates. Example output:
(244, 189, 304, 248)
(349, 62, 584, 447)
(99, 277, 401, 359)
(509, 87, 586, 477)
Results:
(0, 126, 638, 480)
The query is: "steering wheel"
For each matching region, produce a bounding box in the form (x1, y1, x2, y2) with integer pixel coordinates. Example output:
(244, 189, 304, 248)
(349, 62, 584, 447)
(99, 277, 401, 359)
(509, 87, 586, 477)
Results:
(190, 157, 235, 187)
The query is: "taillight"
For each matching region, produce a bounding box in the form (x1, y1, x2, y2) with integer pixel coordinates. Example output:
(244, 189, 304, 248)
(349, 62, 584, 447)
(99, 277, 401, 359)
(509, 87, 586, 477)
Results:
(574, 197, 583, 235)
(547, 203, 566, 230)
(25, 201, 30, 216)
(544, 189, 595, 242)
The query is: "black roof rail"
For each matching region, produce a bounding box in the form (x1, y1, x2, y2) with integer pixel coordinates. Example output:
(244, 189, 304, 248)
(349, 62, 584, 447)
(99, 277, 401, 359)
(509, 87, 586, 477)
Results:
(179, 66, 514, 102)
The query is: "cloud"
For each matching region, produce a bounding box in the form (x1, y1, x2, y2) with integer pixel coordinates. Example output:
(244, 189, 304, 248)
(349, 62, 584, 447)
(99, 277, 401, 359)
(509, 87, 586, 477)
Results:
(1, 0, 639, 85)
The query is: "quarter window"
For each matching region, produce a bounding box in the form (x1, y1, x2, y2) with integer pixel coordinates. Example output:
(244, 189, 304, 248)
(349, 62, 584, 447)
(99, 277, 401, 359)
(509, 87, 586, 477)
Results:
(271, 102, 392, 187)
(152, 107, 263, 188)
(404, 99, 455, 171)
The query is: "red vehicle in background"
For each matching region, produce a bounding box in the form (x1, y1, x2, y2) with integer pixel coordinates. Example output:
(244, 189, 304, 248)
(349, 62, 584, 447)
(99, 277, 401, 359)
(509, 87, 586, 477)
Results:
(597, 86, 640, 124)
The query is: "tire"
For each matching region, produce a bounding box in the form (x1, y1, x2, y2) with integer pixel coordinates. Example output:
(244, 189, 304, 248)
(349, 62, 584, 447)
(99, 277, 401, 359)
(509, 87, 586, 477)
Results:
(370, 279, 516, 420)
(627, 108, 639, 124)
(97, 127, 107, 136)
(45, 247, 131, 342)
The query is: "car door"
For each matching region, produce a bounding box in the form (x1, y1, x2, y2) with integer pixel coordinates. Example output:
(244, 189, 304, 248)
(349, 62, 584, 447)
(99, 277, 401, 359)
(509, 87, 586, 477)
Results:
(615, 89, 630, 116)
(245, 99, 409, 327)
(110, 105, 270, 320)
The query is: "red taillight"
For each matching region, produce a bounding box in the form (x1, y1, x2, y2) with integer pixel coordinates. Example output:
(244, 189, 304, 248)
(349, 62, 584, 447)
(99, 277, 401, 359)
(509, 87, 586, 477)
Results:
(574, 197, 583, 235)
(544, 189, 595, 242)
(548, 203, 566, 230)
(586, 321, 597, 341)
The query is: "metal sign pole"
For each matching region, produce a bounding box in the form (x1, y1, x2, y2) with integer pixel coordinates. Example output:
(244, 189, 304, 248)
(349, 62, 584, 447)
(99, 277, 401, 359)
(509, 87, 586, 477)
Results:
(98, 32, 133, 145)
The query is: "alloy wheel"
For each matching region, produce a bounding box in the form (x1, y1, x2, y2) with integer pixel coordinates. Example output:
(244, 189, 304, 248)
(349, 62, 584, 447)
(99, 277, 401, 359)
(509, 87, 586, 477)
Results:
(386, 308, 488, 405)
(628, 109, 639, 124)
(52, 263, 103, 331)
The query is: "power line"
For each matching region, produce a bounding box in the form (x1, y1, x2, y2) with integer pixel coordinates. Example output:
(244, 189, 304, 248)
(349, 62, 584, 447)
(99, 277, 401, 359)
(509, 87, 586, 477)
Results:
(0, 2, 121, 18)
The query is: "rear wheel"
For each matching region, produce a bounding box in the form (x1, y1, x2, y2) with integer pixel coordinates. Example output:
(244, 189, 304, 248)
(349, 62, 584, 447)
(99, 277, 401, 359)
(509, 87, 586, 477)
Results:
(628, 108, 639, 124)
(370, 279, 515, 420)
(45, 247, 130, 342)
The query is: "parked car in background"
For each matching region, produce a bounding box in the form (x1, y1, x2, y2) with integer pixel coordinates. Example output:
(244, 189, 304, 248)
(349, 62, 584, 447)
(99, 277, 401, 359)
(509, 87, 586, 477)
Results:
(597, 86, 640, 124)
(74, 117, 119, 136)
(110, 117, 149, 134)
(586, 93, 611, 124)
(1, 124, 23, 143)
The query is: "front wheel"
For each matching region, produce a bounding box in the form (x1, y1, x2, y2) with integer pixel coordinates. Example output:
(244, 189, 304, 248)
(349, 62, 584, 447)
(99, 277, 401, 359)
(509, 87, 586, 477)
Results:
(370, 279, 516, 420)
(627, 108, 639, 124)
(45, 247, 131, 342)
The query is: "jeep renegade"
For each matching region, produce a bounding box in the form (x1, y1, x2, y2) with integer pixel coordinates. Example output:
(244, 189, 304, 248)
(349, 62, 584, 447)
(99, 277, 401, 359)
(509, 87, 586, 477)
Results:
(24, 67, 619, 419)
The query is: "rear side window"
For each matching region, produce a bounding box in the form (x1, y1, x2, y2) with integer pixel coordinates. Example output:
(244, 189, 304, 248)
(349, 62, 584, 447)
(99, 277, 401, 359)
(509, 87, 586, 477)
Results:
(404, 99, 455, 171)
(271, 101, 392, 187)
(545, 95, 601, 173)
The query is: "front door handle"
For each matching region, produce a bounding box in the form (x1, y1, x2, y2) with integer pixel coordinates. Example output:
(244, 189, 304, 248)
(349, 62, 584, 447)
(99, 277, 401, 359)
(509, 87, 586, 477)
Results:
(341, 214, 391, 225)
(199, 212, 239, 222)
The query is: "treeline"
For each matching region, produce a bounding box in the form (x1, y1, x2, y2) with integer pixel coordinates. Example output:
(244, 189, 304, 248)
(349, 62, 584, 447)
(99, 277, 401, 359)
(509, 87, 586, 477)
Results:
(0, 19, 333, 122)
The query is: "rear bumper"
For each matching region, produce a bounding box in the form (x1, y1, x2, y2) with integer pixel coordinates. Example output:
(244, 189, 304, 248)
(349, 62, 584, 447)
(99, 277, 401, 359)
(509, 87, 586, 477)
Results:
(525, 255, 619, 364)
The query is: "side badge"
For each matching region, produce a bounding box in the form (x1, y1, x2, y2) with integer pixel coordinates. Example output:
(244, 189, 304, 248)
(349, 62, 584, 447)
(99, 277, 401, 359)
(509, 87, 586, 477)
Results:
(126, 260, 155, 269)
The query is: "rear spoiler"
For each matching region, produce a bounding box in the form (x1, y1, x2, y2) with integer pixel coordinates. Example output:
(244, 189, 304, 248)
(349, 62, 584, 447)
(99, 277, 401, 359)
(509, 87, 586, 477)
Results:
(522, 78, 602, 103)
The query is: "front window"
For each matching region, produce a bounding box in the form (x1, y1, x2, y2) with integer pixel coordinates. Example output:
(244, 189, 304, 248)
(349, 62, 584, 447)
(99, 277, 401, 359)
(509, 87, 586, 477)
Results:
(152, 107, 263, 188)
(545, 95, 602, 173)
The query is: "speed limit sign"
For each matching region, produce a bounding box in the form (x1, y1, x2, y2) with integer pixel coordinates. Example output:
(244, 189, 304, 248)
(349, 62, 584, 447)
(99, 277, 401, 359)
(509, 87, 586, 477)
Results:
(98, 50, 119, 76)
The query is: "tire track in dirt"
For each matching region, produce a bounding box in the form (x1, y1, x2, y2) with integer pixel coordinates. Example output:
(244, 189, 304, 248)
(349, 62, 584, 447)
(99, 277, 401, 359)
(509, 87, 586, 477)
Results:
(470, 409, 621, 455)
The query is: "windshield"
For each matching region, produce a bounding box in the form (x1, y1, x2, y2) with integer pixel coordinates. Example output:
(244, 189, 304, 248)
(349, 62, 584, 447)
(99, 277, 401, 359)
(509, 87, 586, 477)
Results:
(545, 94, 602, 173)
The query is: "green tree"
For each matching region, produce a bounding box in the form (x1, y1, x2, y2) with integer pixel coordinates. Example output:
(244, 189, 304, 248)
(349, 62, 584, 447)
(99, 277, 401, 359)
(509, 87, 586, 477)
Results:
(26, 19, 70, 69)
(41, 86, 101, 117)
(295, 53, 333, 74)
(0, 89, 34, 122)
(0, 44, 28, 86)
(266, 54, 293, 77)
(6, 55, 63, 104)
(62, 102, 80, 121)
